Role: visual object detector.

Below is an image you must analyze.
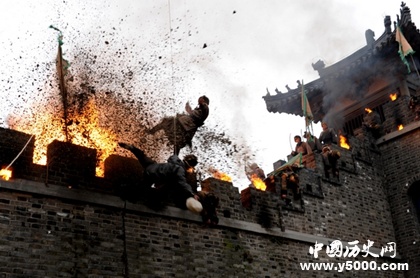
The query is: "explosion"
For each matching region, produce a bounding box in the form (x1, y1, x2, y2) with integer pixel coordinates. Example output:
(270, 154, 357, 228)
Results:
(2, 12, 258, 185)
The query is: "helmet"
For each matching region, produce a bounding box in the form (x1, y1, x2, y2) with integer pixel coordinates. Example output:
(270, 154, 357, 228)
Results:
(183, 154, 198, 168)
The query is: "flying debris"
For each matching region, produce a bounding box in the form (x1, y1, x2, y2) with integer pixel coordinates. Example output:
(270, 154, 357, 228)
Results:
(2, 5, 257, 187)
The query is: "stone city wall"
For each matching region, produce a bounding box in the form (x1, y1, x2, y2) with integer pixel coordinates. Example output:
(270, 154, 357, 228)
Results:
(0, 127, 406, 277)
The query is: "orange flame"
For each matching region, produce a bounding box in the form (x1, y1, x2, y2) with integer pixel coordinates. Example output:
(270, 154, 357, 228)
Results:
(390, 93, 397, 101)
(213, 170, 232, 182)
(9, 100, 117, 177)
(365, 108, 372, 113)
(340, 135, 350, 149)
(0, 169, 12, 181)
(398, 124, 404, 130)
(251, 174, 266, 191)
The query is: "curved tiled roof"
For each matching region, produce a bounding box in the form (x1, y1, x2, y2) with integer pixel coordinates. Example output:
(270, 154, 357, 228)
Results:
(263, 3, 420, 123)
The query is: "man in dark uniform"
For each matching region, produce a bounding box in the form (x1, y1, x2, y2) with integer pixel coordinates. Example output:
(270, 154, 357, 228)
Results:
(118, 142, 201, 211)
(118, 143, 220, 224)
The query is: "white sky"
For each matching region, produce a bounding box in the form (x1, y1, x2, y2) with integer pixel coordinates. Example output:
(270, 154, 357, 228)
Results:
(1, 0, 419, 189)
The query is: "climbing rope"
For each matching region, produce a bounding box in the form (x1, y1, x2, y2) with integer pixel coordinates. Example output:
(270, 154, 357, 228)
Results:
(167, 0, 178, 155)
(3, 134, 34, 171)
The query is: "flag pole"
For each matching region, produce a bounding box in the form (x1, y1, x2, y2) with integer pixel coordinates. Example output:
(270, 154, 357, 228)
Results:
(58, 43, 69, 142)
(410, 55, 420, 80)
(288, 133, 293, 151)
(50, 25, 70, 142)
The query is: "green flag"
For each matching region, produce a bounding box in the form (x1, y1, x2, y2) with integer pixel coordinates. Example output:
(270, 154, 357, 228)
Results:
(301, 80, 314, 141)
(396, 24, 415, 73)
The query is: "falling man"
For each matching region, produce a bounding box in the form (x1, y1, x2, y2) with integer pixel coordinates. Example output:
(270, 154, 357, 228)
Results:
(148, 95, 210, 155)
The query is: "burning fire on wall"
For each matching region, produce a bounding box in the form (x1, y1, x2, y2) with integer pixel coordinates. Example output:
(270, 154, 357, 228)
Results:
(390, 93, 398, 101)
(212, 169, 232, 182)
(398, 124, 404, 130)
(250, 174, 266, 191)
(338, 130, 350, 149)
(9, 100, 117, 177)
(339, 135, 350, 149)
(0, 169, 12, 181)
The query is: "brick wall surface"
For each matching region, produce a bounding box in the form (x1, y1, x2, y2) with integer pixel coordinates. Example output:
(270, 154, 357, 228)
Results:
(0, 189, 125, 277)
(382, 95, 415, 135)
(0, 126, 415, 277)
(46, 140, 97, 188)
(0, 189, 405, 278)
(378, 128, 420, 277)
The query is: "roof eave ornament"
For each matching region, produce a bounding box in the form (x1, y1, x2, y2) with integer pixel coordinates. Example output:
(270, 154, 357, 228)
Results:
(398, 2, 411, 26)
(365, 29, 375, 49)
(384, 16, 392, 35)
(312, 59, 325, 77)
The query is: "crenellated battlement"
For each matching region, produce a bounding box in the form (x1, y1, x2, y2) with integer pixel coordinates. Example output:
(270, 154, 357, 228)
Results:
(0, 126, 410, 277)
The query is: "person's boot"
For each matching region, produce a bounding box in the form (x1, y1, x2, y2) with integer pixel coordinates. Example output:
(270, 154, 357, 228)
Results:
(118, 142, 135, 151)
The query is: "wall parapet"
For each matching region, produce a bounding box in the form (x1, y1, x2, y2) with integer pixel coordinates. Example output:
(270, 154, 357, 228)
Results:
(0, 177, 400, 260)
(0, 126, 408, 277)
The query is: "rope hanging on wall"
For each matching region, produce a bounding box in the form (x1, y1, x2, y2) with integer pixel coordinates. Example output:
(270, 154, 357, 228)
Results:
(4, 135, 34, 171)
(166, 0, 191, 155)
(167, 0, 178, 155)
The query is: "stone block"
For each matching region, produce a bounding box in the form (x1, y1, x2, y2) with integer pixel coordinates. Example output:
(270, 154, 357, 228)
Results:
(46, 140, 96, 186)
(0, 127, 34, 178)
(104, 154, 143, 184)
